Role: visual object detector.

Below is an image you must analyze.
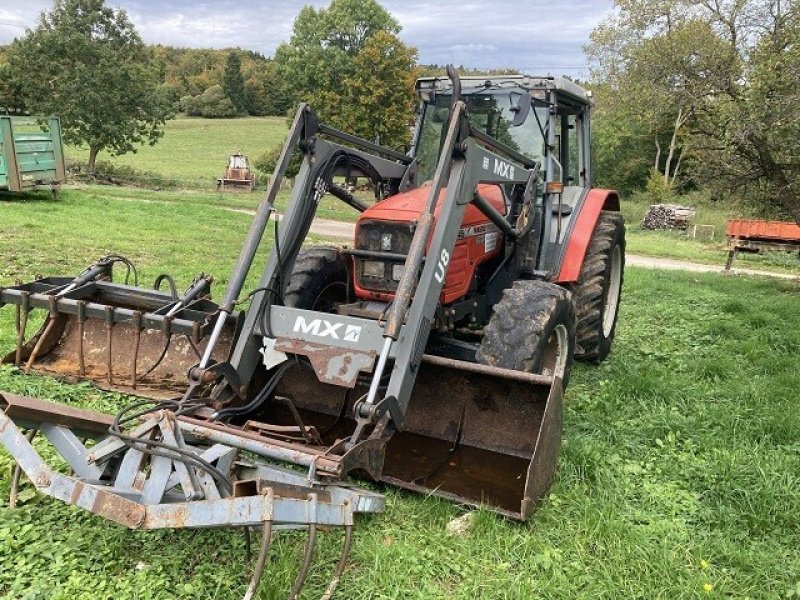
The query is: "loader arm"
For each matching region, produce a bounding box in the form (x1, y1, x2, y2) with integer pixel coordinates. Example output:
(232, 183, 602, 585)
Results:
(212, 95, 540, 434)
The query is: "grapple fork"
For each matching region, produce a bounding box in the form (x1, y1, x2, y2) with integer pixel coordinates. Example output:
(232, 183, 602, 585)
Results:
(0, 392, 383, 599)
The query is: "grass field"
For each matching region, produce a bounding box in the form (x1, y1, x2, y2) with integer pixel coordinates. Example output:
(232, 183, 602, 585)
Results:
(66, 116, 288, 186)
(0, 190, 799, 598)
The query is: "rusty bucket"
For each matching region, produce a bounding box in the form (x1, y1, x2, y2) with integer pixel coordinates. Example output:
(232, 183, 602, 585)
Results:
(265, 354, 562, 520)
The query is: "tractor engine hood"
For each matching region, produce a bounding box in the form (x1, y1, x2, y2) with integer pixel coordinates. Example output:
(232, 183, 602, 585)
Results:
(358, 182, 506, 223)
(353, 183, 508, 303)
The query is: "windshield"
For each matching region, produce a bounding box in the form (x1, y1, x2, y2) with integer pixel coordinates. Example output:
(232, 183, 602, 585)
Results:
(414, 91, 547, 183)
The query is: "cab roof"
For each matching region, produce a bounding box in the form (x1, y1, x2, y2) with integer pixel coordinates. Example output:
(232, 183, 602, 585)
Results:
(415, 74, 592, 106)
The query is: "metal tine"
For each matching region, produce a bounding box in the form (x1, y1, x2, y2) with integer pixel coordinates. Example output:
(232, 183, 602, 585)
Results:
(77, 300, 87, 377)
(320, 524, 354, 600)
(23, 293, 58, 373)
(288, 522, 318, 600)
(14, 292, 29, 367)
(9, 428, 38, 508)
(13, 280, 22, 336)
(105, 306, 115, 384)
(131, 311, 142, 388)
(24, 316, 55, 373)
(242, 521, 273, 600)
(186, 335, 202, 359)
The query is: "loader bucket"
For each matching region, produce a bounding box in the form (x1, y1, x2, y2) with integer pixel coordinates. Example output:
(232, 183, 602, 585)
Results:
(1, 277, 234, 397)
(267, 354, 562, 520)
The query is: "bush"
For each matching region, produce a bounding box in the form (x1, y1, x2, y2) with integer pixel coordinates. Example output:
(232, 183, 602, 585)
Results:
(180, 85, 240, 118)
(70, 159, 202, 190)
(253, 144, 303, 180)
(631, 169, 679, 205)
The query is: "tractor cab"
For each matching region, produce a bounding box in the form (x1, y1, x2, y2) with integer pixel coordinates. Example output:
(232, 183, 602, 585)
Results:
(411, 75, 593, 217)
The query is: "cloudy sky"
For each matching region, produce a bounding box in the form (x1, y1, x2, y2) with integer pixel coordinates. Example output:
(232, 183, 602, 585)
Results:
(0, 1, 613, 77)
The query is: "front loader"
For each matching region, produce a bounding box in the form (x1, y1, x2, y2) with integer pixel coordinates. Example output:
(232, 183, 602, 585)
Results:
(0, 68, 625, 597)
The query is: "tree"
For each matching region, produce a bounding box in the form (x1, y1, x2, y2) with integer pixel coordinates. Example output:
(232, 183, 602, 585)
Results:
(587, 0, 800, 222)
(0, 62, 26, 115)
(8, 0, 171, 172)
(244, 60, 293, 116)
(222, 51, 247, 114)
(339, 31, 418, 147)
(273, 0, 415, 147)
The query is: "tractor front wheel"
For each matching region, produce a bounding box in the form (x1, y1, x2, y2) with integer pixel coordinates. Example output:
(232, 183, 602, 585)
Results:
(572, 211, 626, 363)
(476, 280, 576, 385)
(283, 246, 351, 312)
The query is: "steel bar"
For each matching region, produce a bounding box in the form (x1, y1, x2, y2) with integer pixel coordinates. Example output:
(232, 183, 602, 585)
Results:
(9, 428, 37, 508)
(288, 522, 318, 600)
(0, 288, 215, 337)
(176, 417, 342, 476)
(318, 122, 413, 163)
(131, 311, 142, 387)
(77, 300, 86, 376)
(14, 292, 28, 367)
(472, 191, 517, 239)
(242, 520, 273, 600)
(320, 525, 354, 600)
(105, 306, 115, 384)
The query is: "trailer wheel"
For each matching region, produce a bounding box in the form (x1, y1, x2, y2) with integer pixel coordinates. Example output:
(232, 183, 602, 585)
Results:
(283, 246, 351, 312)
(572, 211, 625, 363)
(476, 280, 576, 385)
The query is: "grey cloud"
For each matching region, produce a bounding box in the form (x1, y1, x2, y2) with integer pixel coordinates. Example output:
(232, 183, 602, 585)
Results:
(0, 0, 612, 76)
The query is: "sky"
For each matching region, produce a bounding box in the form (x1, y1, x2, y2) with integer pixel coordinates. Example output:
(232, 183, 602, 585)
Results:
(0, 1, 614, 78)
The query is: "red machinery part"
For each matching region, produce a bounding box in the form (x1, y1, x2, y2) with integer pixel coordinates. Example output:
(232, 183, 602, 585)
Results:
(726, 219, 800, 243)
(554, 189, 621, 283)
(354, 184, 506, 304)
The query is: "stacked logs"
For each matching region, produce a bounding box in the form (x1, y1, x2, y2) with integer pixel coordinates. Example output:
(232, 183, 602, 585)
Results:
(642, 204, 696, 231)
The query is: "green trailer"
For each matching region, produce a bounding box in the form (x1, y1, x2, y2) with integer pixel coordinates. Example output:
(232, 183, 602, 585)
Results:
(0, 116, 66, 194)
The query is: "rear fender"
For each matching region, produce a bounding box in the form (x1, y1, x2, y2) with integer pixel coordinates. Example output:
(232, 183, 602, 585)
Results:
(554, 189, 620, 284)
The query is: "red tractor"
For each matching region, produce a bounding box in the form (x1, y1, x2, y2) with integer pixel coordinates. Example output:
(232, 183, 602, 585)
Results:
(1, 68, 625, 597)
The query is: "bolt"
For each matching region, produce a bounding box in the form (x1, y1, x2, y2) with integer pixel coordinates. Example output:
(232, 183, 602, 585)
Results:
(34, 472, 51, 487)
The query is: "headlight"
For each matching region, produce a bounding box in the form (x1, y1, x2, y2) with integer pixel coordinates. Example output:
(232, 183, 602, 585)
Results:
(361, 260, 384, 278)
(391, 263, 404, 281)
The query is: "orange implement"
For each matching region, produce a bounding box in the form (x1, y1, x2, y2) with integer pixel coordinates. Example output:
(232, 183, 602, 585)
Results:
(726, 219, 800, 243)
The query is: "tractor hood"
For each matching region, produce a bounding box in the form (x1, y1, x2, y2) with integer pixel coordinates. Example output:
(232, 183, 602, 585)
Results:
(359, 183, 507, 225)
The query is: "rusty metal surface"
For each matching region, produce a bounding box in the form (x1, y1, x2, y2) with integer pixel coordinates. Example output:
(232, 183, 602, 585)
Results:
(176, 416, 344, 476)
(4, 315, 235, 398)
(274, 338, 376, 388)
(726, 218, 800, 243)
(268, 357, 558, 519)
(0, 392, 113, 434)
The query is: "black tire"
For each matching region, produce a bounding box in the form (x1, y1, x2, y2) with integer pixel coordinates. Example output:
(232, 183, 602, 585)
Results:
(572, 211, 625, 363)
(283, 246, 351, 311)
(476, 280, 576, 385)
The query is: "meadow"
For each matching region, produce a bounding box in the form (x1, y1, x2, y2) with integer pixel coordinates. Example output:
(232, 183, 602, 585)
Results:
(0, 190, 798, 598)
(66, 116, 288, 187)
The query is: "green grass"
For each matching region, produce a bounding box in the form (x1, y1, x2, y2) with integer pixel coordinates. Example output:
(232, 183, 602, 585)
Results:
(1, 189, 799, 598)
(66, 116, 288, 186)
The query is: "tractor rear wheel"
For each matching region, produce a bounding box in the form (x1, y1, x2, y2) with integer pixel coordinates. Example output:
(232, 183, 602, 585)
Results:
(283, 246, 351, 312)
(476, 280, 576, 385)
(572, 211, 625, 363)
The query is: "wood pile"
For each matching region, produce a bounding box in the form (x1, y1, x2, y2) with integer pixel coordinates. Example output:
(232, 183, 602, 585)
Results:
(642, 204, 696, 231)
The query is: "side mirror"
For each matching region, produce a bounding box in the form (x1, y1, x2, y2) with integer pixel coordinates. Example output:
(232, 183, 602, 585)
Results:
(510, 91, 532, 127)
